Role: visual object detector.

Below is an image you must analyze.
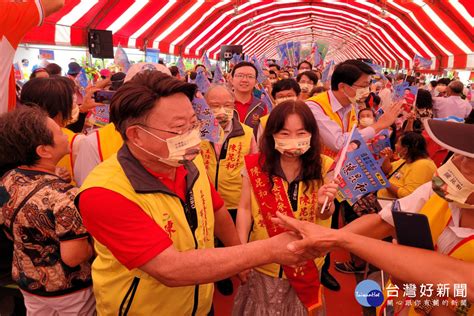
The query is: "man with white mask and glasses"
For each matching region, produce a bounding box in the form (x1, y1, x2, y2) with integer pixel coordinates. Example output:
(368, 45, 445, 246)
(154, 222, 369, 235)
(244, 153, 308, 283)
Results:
(305, 59, 402, 292)
(200, 84, 257, 296)
(306, 60, 402, 159)
(77, 71, 307, 315)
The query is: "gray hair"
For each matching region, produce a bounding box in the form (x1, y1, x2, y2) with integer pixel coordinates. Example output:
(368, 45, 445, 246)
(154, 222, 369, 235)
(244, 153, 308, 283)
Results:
(205, 84, 235, 101)
(448, 80, 464, 94)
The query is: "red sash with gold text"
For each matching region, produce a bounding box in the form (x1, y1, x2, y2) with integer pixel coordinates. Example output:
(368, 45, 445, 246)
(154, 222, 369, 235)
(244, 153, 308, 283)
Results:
(245, 154, 322, 312)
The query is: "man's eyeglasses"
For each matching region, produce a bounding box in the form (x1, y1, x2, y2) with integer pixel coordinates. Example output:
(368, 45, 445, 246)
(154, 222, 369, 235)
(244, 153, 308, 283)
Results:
(137, 121, 201, 136)
(234, 73, 256, 80)
(351, 83, 371, 89)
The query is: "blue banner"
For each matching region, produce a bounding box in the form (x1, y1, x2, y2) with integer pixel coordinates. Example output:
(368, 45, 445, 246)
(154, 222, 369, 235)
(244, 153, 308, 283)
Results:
(202, 52, 212, 71)
(335, 129, 389, 204)
(260, 87, 273, 113)
(393, 81, 418, 113)
(115, 45, 131, 72)
(276, 43, 290, 67)
(364, 62, 384, 79)
(77, 69, 89, 89)
(294, 41, 301, 65)
(251, 55, 267, 84)
(212, 63, 224, 84)
(177, 56, 186, 77)
(191, 97, 221, 143)
(145, 48, 160, 63)
(413, 54, 432, 69)
(367, 129, 391, 160)
(321, 60, 335, 83)
(230, 53, 242, 66)
(195, 70, 211, 94)
(39, 49, 54, 60)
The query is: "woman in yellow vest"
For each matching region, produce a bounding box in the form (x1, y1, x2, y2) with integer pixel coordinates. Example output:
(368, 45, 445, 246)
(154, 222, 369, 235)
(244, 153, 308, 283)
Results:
(379, 131, 437, 199)
(20, 77, 80, 183)
(282, 119, 474, 316)
(234, 100, 338, 315)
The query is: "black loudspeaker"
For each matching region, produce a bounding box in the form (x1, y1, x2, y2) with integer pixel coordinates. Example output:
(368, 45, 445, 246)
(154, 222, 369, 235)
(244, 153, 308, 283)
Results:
(220, 45, 243, 60)
(88, 29, 114, 59)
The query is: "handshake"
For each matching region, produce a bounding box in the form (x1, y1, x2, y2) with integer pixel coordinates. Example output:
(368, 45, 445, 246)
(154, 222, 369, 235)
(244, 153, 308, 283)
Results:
(266, 213, 341, 267)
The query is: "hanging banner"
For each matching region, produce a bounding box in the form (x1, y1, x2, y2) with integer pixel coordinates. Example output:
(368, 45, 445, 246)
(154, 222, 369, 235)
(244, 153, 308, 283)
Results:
(39, 49, 54, 60)
(145, 48, 160, 63)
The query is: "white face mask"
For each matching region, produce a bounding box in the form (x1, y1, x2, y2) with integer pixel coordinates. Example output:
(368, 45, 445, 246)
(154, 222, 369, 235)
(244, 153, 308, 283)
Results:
(270, 79, 278, 84)
(211, 107, 233, 127)
(432, 157, 474, 209)
(344, 85, 370, 104)
(275, 96, 297, 105)
(274, 136, 311, 157)
(299, 83, 313, 93)
(135, 126, 202, 167)
(359, 117, 374, 127)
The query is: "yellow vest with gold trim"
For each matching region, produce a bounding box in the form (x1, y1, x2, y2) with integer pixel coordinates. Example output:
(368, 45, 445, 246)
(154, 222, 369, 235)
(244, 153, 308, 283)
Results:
(57, 127, 76, 184)
(200, 123, 253, 209)
(79, 154, 215, 316)
(307, 91, 358, 159)
(377, 194, 474, 316)
(96, 123, 123, 162)
(259, 114, 269, 132)
(248, 155, 334, 276)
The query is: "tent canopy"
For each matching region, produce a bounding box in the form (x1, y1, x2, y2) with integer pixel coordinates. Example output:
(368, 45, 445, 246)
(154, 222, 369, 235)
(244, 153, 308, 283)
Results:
(23, 0, 473, 70)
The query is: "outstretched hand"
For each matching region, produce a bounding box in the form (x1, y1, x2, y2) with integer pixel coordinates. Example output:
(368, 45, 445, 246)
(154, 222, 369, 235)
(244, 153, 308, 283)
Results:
(374, 100, 403, 132)
(272, 213, 340, 259)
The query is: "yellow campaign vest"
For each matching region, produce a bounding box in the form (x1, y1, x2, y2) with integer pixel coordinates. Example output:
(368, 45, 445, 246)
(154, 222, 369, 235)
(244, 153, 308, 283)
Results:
(200, 122, 253, 209)
(377, 194, 474, 316)
(96, 123, 123, 162)
(249, 155, 334, 276)
(79, 152, 215, 316)
(307, 91, 358, 159)
(57, 127, 76, 184)
(259, 114, 269, 132)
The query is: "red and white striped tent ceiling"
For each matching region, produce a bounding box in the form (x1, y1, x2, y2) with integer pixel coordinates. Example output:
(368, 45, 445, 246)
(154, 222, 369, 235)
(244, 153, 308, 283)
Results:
(23, 0, 473, 70)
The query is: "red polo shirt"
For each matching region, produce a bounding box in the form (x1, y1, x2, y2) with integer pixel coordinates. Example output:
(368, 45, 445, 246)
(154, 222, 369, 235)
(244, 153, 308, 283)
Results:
(235, 95, 267, 123)
(79, 165, 224, 270)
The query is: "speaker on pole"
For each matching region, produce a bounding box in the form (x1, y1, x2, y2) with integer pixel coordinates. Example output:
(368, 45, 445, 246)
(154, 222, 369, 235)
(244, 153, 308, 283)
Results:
(88, 29, 114, 59)
(220, 45, 243, 61)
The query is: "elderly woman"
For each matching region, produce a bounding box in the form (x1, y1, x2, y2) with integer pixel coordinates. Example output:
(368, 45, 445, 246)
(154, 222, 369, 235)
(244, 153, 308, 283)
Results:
(0, 107, 94, 315)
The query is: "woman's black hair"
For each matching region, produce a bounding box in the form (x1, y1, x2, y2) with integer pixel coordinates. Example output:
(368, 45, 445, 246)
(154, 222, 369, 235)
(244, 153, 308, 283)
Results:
(415, 89, 433, 109)
(271, 79, 301, 99)
(400, 132, 429, 162)
(259, 100, 323, 185)
(296, 71, 318, 85)
(20, 77, 74, 124)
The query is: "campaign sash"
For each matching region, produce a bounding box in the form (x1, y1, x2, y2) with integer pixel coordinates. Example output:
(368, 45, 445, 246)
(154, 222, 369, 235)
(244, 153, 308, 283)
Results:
(245, 154, 322, 312)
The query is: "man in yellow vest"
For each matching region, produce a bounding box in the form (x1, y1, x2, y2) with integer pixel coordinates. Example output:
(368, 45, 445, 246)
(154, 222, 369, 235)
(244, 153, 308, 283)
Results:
(201, 84, 257, 295)
(306, 59, 401, 159)
(77, 70, 306, 316)
(276, 119, 474, 315)
(306, 59, 402, 291)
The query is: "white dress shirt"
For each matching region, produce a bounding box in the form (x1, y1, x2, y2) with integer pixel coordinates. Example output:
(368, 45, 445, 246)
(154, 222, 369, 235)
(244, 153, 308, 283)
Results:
(432, 95, 472, 119)
(306, 90, 375, 152)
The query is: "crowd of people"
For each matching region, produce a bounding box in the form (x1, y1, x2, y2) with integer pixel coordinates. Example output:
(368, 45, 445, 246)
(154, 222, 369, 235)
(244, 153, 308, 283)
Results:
(1, 1, 473, 316)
